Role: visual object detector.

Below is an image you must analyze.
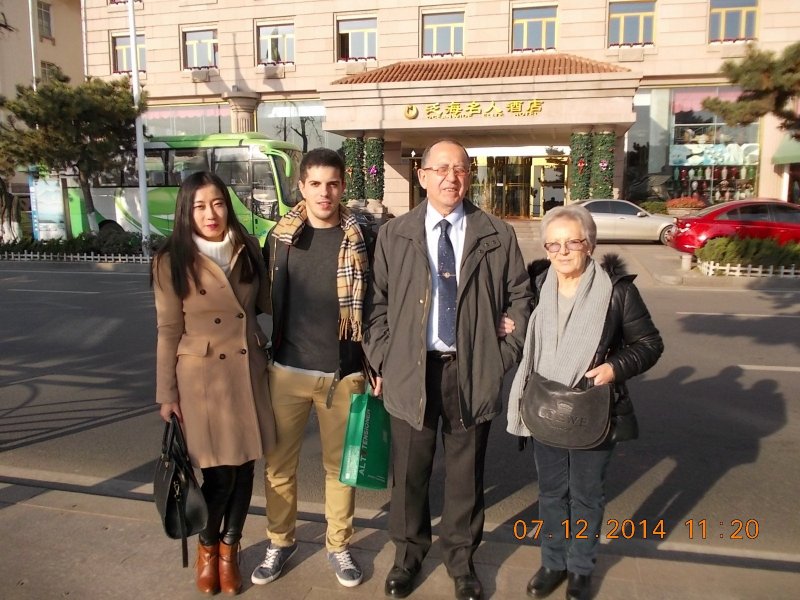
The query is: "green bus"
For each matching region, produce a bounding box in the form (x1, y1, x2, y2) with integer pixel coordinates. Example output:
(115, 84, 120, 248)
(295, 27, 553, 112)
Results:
(64, 133, 302, 245)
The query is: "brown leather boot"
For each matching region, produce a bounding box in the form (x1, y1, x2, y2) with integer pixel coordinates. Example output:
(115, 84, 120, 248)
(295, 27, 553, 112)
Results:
(195, 542, 220, 595)
(218, 541, 242, 595)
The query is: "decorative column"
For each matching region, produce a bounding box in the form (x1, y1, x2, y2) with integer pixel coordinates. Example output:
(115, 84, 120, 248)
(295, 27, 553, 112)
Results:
(590, 131, 615, 198)
(570, 132, 592, 201)
(364, 137, 386, 214)
(343, 137, 365, 202)
(222, 91, 260, 133)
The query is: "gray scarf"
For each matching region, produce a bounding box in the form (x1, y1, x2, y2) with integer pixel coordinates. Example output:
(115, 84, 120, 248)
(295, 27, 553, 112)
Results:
(533, 259, 612, 386)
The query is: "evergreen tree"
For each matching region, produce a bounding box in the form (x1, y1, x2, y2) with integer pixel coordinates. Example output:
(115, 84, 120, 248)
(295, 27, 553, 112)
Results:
(0, 68, 146, 232)
(703, 42, 800, 140)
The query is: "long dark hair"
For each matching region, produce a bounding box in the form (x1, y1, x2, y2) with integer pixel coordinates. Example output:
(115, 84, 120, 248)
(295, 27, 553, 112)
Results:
(151, 171, 258, 298)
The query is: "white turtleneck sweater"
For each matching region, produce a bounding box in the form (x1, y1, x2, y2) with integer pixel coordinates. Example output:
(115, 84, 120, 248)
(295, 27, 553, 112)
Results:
(193, 231, 235, 277)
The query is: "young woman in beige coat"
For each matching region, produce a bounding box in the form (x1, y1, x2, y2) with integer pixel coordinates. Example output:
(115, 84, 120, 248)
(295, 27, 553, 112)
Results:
(152, 171, 275, 595)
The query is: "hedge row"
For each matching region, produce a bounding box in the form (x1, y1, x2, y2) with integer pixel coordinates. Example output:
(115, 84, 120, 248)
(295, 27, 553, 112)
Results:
(0, 232, 164, 256)
(695, 236, 800, 267)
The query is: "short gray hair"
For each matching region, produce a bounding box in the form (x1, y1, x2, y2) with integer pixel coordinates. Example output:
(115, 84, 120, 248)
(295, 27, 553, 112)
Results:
(540, 204, 597, 249)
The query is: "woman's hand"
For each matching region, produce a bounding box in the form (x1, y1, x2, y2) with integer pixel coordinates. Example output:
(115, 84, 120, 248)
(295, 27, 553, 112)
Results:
(497, 313, 515, 338)
(585, 363, 615, 386)
(159, 402, 182, 422)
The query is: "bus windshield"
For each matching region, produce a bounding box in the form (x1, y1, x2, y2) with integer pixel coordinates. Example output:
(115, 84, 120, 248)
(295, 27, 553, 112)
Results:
(72, 134, 302, 245)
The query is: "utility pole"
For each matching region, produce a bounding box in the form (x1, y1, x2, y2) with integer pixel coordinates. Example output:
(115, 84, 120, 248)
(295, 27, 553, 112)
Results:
(124, 0, 151, 257)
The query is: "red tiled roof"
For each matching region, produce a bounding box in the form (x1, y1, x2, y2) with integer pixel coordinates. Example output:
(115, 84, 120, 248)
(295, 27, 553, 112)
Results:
(333, 53, 629, 85)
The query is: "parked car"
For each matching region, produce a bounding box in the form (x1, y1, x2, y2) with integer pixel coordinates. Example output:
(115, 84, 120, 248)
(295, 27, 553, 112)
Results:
(669, 199, 800, 254)
(577, 199, 675, 244)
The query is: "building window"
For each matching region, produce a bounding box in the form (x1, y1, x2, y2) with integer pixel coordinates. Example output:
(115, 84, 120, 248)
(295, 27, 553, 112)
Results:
(183, 29, 218, 69)
(608, 1, 655, 47)
(669, 87, 759, 202)
(709, 0, 757, 42)
(38, 1, 53, 39)
(337, 18, 377, 61)
(257, 24, 295, 64)
(40, 61, 59, 82)
(512, 7, 557, 51)
(112, 34, 146, 73)
(423, 13, 464, 56)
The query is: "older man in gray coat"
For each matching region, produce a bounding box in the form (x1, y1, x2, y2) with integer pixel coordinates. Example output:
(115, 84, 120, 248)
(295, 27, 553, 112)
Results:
(364, 139, 531, 600)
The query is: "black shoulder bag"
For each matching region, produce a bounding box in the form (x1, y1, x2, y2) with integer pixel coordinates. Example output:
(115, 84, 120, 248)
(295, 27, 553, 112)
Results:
(153, 414, 208, 567)
(520, 371, 613, 450)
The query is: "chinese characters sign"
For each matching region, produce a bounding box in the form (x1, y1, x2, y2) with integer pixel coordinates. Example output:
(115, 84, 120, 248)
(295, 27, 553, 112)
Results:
(404, 100, 544, 120)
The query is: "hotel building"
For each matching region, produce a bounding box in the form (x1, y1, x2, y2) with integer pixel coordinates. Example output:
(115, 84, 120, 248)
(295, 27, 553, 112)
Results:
(79, 0, 800, 217)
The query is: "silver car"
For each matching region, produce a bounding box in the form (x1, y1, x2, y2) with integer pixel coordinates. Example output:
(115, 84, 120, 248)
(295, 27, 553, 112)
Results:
(577, 199, 675, 245)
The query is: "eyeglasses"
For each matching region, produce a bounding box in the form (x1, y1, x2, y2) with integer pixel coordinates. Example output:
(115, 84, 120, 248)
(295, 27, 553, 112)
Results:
(420, 165, 470, 177)
(543, 239, 587, 253)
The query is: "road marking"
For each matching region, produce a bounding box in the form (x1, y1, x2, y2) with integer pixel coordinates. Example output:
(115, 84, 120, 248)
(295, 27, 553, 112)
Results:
(739, 365, 800, 373)
(8, 289, 100, 295)
(677, 312, 800, 318)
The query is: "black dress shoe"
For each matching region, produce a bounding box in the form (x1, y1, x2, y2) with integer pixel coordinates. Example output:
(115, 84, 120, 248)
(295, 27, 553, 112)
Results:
(526, 566, 567, 598)
(566, 572, 591, 600)
(385, 566, 417, 598)
(453, 573, 482, 600)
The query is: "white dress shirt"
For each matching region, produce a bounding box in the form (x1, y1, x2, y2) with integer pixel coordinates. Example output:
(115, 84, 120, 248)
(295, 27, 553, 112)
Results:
(425, 202, 466, 351)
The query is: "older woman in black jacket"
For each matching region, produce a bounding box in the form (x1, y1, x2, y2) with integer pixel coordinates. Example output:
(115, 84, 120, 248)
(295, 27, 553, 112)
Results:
(507, 205, 663, 600)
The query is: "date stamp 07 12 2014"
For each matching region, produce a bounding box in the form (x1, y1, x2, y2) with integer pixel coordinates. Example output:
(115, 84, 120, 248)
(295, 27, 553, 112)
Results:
(512, 518, 761, 541)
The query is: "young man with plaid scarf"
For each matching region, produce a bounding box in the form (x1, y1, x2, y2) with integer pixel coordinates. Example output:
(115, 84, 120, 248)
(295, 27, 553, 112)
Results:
(251, 148, 372, 588)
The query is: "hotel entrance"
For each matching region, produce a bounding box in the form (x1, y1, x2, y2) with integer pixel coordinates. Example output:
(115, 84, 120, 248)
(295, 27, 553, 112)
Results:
(410, 154, 568, 219)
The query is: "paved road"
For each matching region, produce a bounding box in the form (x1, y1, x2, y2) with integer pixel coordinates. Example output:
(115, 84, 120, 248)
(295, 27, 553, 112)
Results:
(1, 248, 799, 581)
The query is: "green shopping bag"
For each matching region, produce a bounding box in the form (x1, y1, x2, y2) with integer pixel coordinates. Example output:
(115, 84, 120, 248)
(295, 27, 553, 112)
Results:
(339, 389, 391, 490)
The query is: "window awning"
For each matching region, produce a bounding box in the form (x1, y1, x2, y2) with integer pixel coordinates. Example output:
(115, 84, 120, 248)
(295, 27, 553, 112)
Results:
(772, 134, 800, 165)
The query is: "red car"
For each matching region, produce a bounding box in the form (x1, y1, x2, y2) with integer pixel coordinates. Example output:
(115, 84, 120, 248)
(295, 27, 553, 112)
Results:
(669, 199, 800, 254)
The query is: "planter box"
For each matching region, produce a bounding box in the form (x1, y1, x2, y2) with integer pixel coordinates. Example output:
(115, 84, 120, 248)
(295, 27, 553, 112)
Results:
(667, 208, 701, 216)
(697, 259, 800, 278)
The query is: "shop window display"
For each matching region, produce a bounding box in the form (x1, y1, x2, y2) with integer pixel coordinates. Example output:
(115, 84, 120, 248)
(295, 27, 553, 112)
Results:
(668, 87, 759, 204)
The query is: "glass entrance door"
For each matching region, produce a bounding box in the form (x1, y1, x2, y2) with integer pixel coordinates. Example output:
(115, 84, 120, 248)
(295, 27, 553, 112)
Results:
(469, 156, 535, 218)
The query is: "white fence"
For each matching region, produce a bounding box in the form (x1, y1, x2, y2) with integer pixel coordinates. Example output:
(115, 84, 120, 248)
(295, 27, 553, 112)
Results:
(1, 251, 150, 264)
(697, 259, 800, 278)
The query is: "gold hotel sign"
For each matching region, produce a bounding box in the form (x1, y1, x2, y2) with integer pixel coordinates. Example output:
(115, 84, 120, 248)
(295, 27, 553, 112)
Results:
(404, 100, 544, 120)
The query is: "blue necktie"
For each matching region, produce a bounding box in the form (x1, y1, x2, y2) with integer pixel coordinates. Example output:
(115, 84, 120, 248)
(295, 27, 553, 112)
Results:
(437, 219, 457, 347)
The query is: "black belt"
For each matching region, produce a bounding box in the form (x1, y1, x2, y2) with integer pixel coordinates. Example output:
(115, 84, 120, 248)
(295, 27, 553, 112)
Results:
(427, 351, 457, 363)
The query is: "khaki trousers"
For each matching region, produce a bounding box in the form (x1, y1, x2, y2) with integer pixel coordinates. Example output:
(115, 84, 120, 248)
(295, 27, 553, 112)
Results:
(264, 363, 364, 552)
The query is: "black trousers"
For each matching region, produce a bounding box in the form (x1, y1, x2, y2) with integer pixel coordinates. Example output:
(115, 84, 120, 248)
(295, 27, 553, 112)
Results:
(199, 460, 255, 546)
(389, 354, 491, 577)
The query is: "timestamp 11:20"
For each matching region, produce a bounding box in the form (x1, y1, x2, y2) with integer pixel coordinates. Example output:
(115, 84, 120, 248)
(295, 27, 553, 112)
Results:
(513, 518, 760, 540)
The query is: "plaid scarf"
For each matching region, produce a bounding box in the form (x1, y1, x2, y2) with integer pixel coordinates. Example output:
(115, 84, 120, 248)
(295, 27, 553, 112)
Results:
(272, 201, 369, 341)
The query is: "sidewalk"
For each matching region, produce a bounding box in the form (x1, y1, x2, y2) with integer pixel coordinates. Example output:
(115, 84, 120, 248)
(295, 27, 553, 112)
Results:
(1, 475, 797, 600)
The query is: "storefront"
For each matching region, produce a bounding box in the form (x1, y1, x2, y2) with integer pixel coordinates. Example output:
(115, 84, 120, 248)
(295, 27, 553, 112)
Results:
(772, 135, 800, 204)
(320, 53, 641, 218)
(624, 86, 761, 204)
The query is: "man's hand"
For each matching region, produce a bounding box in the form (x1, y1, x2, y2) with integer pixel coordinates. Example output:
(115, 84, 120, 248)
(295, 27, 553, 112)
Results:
(373, 376, 383, 397)
(497, 312, 515, 338)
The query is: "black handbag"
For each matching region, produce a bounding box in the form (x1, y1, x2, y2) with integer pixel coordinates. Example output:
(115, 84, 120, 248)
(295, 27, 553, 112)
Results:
(520, 371, 613, 450)
(153, 414, 208, 567)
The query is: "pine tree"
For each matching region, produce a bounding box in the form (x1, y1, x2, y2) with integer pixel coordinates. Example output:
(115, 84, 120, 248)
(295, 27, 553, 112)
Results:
(0, 68, 146, 232)
(702, 42, 800, 140)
